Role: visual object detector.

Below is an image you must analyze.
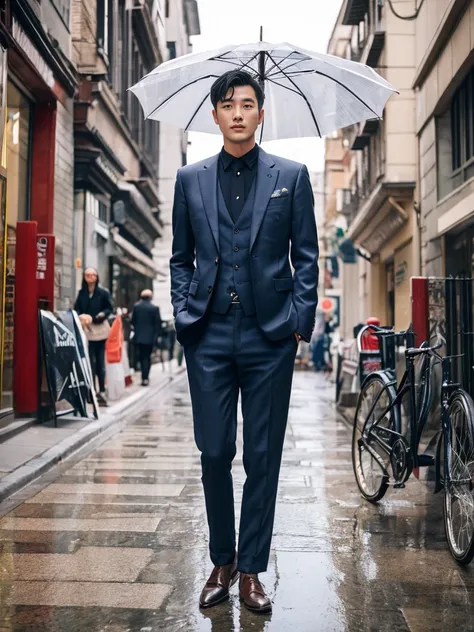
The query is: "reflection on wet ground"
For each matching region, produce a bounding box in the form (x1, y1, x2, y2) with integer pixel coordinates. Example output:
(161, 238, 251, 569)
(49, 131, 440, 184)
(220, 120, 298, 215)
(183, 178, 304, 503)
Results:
(1, 372, 474, 631)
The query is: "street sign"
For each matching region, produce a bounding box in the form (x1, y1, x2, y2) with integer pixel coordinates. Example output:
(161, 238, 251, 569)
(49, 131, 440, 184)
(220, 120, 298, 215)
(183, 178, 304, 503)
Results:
(321, 297, 335, 312)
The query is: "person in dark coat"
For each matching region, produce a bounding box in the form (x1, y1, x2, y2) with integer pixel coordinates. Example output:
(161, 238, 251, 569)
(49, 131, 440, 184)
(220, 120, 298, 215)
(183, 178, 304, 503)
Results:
(131, 289, 162, 386)
(74, 267, 114, 405)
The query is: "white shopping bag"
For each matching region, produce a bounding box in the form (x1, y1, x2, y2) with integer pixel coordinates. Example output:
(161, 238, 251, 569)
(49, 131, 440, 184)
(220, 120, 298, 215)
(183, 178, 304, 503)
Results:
(122, 341, 133, 386)
(106, 360, 125, 400)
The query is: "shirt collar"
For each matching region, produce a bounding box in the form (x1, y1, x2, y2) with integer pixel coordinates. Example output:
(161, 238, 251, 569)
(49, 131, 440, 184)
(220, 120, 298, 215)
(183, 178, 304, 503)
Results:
(220, 144, 259, 171)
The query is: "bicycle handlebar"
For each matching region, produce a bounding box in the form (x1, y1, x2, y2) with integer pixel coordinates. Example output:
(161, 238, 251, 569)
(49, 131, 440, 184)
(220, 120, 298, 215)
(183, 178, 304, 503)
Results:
(356, 324, 397, 353)
(405, 338, 444, 358)
(356, 324, 445, 357)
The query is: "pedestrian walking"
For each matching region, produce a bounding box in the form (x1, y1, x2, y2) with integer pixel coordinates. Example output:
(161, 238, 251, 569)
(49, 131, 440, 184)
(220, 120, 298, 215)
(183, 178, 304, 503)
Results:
(311, 309, 326, 372)
(131, 289, 162, 386)
(74, 267, 113, 406)
(170, 70, 319, 613)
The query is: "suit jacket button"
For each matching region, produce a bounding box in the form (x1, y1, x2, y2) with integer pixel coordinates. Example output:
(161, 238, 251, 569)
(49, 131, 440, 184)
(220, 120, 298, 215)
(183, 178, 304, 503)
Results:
(208, 286, 213, 293)
(215, 257, 219, 264)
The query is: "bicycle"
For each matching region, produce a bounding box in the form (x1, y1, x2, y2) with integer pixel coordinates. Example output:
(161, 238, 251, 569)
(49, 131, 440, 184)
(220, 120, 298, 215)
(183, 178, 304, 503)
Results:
(351, 324, 474, 565)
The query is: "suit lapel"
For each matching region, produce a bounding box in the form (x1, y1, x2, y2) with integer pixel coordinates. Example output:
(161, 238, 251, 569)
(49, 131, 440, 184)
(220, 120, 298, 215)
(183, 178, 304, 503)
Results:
(198, 157, 219, 252)
(250, 150, 280, 252)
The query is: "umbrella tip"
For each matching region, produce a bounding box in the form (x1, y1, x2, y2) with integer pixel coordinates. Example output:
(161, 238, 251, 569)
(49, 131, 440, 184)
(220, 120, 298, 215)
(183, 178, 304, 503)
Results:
(259, 26, 263, 42)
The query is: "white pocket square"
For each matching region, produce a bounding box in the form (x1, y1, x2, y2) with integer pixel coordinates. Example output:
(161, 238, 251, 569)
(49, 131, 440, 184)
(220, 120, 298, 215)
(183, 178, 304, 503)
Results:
(270, 188, 289, 199)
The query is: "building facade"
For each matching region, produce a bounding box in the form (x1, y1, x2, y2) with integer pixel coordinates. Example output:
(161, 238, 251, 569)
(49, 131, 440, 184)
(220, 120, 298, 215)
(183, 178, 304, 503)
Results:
(415, 0, 474, 279)
(153, 0, 200, 321)
(72, 0, 166, 313)
(0, 0, 76, 412)
(325, 0, 419, 336)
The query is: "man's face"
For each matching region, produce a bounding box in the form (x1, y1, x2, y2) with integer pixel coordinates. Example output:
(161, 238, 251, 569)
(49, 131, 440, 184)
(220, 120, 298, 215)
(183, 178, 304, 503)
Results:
(213, 85, 264, 144)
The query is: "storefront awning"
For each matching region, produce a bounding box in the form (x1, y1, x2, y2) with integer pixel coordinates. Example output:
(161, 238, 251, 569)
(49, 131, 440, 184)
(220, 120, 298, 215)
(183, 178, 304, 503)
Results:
(110, 230, 165, 279)
(115, 181, 162, 240)
(347, 181, 416, 254)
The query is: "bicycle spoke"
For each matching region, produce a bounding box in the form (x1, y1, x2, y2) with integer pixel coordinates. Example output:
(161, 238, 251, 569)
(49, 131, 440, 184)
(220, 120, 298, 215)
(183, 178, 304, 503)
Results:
(445, 397, 474, 560)
(353, 377, 395, 501)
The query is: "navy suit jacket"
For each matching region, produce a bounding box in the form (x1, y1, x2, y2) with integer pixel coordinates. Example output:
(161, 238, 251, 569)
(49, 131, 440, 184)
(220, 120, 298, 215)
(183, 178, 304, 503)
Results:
(170, 147, 319, 346)
(131, 299, 162, 346)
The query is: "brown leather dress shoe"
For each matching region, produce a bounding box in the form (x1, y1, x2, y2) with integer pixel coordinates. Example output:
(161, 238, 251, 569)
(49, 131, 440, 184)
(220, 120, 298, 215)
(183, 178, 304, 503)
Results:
(199, 562, 239, 608)
(239, 573, 272, 613)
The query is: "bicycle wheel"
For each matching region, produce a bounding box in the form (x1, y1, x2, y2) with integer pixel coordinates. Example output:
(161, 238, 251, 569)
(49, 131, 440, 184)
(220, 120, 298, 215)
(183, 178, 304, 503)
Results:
(444, 389, 474, 565)
(352, 373, 399, 503)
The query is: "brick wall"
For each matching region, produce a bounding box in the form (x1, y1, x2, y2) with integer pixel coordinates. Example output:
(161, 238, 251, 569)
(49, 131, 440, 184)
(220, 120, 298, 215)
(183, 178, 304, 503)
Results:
(72, 0, 106, 74)
(54, 98, 75, 309)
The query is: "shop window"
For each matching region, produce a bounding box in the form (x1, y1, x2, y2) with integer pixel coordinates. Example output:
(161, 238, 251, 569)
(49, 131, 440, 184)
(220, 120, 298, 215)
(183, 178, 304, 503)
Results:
(128, 41, 160, 174)
(446, 228, 474, 278)
(167, 41, 176, 60)
(118, 0, 130, 112)
(86, 192, 109, 225)
(386, 260, 395, 327)
(3, 81, 32, 407)
(7, 82, 31, 225)
(437, 67, 474, 199)
(97, 0, 113, 62)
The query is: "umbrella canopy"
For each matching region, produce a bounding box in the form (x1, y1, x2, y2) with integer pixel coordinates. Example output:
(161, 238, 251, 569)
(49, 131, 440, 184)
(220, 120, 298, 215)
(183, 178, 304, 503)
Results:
(129, 41, 397, 142)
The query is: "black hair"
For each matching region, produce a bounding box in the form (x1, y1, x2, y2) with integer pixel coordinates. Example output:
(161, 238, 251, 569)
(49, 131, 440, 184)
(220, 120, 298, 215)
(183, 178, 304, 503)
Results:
(210, 70, 265, 111)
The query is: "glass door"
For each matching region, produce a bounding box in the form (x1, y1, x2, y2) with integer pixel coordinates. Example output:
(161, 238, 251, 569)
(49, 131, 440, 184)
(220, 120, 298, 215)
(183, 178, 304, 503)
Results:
(0, 171, 7, 410)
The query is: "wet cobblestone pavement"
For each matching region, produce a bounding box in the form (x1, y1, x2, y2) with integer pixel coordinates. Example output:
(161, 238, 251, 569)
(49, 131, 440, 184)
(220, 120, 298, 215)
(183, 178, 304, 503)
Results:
(1, 371, 474, 631)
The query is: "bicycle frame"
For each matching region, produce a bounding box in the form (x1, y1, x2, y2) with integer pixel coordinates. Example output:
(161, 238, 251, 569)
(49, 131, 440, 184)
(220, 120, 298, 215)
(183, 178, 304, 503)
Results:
(359, 330, 461, 490)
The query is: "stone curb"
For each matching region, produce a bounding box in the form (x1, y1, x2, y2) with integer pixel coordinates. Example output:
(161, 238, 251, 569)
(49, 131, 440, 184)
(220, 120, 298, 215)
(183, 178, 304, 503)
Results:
(336, 404, 355, 430)
(0, 368, 187, 503)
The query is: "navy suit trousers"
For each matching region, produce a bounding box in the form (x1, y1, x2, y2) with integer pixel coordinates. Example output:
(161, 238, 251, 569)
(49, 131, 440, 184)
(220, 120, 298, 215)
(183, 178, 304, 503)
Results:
(184, 304, 297, 573)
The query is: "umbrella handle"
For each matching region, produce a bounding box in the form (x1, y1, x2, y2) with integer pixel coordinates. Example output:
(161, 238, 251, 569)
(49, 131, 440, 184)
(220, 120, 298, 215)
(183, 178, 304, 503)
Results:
(258, 52, 265, 89)
(258, 27, 265, 90)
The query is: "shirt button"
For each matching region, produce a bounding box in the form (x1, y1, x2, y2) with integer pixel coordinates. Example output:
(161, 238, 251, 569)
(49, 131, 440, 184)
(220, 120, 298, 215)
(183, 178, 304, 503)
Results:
(234, 264, 239, 270)
(237, 171, 241, 176)
(215, 257, 219, 264)
(234, 228, 239, 234)
(236, 196, 240, 200)
(233, 246, 239, 252)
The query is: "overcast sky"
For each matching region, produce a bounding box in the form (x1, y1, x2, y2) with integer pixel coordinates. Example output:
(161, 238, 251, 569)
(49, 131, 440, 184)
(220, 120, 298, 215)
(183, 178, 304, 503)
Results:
(186, 0, 343, 171)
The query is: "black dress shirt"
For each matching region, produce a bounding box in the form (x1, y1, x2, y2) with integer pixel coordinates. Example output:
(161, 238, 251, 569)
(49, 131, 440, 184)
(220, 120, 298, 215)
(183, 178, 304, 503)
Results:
(218, 144, 259, 223)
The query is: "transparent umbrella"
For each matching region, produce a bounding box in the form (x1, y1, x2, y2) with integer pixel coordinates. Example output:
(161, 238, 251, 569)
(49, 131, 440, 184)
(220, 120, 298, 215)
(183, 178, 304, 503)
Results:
(129, 39, 397, 142)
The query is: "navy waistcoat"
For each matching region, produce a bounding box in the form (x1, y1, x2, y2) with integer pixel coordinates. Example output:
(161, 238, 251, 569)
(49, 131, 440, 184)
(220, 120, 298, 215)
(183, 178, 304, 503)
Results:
(211, 180, 257, 316)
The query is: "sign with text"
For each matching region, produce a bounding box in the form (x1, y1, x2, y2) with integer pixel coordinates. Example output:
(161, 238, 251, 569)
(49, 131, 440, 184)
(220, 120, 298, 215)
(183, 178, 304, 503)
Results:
(38, 310, 93, 423)
(36, 234, 55, 308)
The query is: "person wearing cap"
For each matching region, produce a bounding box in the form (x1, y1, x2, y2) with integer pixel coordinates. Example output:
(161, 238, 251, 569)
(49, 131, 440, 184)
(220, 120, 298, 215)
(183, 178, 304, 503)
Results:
(131, 289, 163, 386)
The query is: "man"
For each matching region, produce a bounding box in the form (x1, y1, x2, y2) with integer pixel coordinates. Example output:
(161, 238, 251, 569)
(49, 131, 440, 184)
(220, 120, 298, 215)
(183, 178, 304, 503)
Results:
(170, 70, 319, 613)
(131, 289, 162, 386)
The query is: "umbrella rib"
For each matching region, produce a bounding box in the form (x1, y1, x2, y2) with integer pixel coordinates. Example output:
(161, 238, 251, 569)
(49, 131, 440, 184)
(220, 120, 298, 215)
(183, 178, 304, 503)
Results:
(184, 91, 211, 132)
(266, 56, 310, 79)
(314, 70, 381, 119)
(264, 51, 296, 76)
(211, 51, 260, 75)
(146, 74, 220, 118)
(267, 68, 315, 80)
(266, 52, 322, 137)
(216, 58, 258, 76)
(265, 76, 305, 97)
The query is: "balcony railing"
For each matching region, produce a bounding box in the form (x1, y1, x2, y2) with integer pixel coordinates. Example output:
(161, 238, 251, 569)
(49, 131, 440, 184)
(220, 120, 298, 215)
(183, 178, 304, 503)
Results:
(346, 0, 385, 68)
(337, 188, 360, 223)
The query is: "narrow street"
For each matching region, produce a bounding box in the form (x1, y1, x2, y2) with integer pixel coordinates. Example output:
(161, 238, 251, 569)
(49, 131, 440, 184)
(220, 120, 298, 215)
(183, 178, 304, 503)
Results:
(1, 371, 474, 631)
